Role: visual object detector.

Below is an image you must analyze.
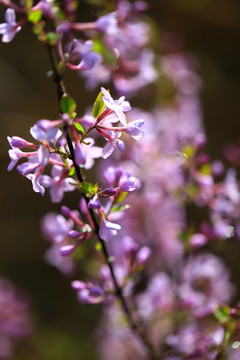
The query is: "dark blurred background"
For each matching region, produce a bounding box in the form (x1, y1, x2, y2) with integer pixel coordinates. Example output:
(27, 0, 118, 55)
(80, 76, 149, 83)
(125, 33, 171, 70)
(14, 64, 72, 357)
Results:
(1, 0, 240, 358)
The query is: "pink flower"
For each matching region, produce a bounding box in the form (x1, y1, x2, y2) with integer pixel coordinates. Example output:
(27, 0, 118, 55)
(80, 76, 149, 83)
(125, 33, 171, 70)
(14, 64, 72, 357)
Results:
(99, 220, 121, 242)
(0, 9, 21, 43)
(101, 87, 131, 126)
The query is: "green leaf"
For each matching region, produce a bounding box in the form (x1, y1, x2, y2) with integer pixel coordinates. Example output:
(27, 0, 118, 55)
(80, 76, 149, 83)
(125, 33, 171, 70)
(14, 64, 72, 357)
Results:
(61, 153, 68, 160)
(68, 167, 75, 176)
(92, 38, 104, 54)
(73, 122, 84, 133)
(80, 182, 92, 194)
(115, 191, 128, 204)
(60, 95, 77, 115)
(95, 242, 102, 251)
(28, 9, 42, 23)
(79, 182, 98, 196)
(92, 91, 105, 118)
(214, 306, 231, 324)
(93, 182, 99, 192)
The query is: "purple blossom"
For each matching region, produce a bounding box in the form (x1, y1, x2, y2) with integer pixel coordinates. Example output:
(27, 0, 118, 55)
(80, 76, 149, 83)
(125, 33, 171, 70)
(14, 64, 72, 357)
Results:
(67, 39, 101, 71)
(39, 165, 76, 203)
(26, 172, 45, 196)
(101, 87, 131, 126)
(161, 54, 202, 95)
(101, 132, 125, 159)
(125, 119, 144, 140)
(88, 196, 101, 209)
(189, 233, 207, 248)
(68, 230, 82, 239)
(8, 148, 29, 171)
(17, 161, 39, 176)
(99, 220, 121, 242)
(178, 253, 234, 316)
(37, 145, 49, 166)
(135, 246, 151, 265)
(119, 176, 141, 192)
(0, 9, 21, 43)
(60, 243, 77, 256)
(7, 136, 34, 149)
(41, 213, 73, 243)
(0, 277, 32, 358)
(121, 236, 139, 257)
(104, 166, 123, 186)
(81, 64, 111, 90)
(45, 243, 76, 275)
(96, 12, 117, 35)
(74, 143, 86, 165)
(74, 138, 102, 169)
(114, 50, 157, 97)
(83, 138, 102, 169)
(30, 122, 58, 143)
(71, 280, 105, 304)
(98, 188, 117, 198)
(34, 0, 55, 18)
(137, 272, 175, 320)
(166, 324, 221, 357)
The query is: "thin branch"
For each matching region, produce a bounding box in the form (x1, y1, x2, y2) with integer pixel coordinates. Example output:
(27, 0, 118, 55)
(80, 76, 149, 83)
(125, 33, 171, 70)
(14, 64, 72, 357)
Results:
(46, 44, 157, 360)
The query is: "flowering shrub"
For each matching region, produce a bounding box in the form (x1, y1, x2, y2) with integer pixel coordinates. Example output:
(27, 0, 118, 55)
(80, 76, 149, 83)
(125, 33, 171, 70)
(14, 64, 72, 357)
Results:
(2, 0, 240, 359)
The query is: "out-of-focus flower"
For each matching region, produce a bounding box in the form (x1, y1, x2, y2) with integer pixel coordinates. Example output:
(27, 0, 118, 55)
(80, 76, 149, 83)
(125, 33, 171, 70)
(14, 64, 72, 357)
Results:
(65, 39, 102, 71)
(41, 213, 73, 243)
(178, 253, 234, 317)
(0, 278, 32, 358)
(137, 273, 175, 320)
(0, 9, 21, 43)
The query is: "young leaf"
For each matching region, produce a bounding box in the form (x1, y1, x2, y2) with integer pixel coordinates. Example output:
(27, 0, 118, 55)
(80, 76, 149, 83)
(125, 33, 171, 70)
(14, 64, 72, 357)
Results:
(115, 191, 128, 204)
(28, 10, 42, 23)
(92, 91, 105, 118)
(79, 182, 98, 196)
(74, 122, 84, 133)
(214, 305, 231, 324)
(80, 182, 92, 194)
(93, 183, 99, 192)
(69, 167, 75, 176)
(60, 95, 77, 115)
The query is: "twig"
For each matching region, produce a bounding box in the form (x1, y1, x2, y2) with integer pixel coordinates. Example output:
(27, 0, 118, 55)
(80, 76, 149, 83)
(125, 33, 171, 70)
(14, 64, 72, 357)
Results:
(46, 44, 158, 360)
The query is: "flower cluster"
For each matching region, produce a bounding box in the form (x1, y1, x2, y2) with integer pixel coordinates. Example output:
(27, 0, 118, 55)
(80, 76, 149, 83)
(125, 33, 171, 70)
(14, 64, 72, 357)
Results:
(2, 0, 240, 359)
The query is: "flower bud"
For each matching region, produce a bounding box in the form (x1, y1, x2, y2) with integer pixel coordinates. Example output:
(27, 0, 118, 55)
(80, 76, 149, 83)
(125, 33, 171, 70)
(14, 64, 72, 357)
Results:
(68, 230, 81, 239)
(60, 244, 76, 256)
(61, 206, 71, 217)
